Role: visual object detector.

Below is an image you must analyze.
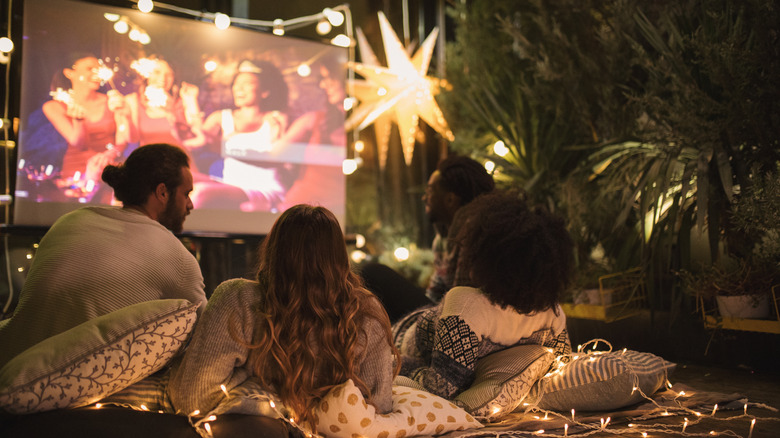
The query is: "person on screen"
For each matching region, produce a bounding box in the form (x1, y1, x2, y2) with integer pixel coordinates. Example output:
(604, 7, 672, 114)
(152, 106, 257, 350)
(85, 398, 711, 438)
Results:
(123, 55, 202, 153)
(168, 204, 398, 424)
(186, 59, 317, 212)
(0, 143, 207, 369)
(42, 53, 131, 202)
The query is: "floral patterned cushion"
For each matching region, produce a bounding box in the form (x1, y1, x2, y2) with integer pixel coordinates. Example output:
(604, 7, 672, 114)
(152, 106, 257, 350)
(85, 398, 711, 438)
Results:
(0, 299, 199, 414)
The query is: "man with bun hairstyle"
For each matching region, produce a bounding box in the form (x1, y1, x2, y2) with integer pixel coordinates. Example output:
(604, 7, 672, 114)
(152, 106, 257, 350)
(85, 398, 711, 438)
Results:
(0, 143, 206, 368)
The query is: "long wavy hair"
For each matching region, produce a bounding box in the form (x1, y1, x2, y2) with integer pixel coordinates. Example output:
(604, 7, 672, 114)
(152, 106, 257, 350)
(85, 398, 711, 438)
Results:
(245, 205, 397, 425)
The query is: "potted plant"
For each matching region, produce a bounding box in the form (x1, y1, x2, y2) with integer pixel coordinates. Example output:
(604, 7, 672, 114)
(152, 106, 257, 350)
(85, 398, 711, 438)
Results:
(681, 170, 780, 319)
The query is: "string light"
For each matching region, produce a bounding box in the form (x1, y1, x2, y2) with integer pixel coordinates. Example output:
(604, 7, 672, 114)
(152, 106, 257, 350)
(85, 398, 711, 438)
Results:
(137, 0, 154, 13)
(214, 13, 231, 30)
(0, 37, 13, 53)
(748, 418, 756, 438)
(493, 140, 509, 157)
(273, 19, 285, 36)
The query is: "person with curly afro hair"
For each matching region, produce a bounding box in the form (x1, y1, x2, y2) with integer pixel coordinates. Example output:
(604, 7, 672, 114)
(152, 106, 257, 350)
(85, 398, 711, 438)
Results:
(393, 189, 575, 400)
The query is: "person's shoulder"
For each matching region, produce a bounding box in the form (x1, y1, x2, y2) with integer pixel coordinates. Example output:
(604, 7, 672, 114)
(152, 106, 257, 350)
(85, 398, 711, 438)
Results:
(441, 286, 491, 316)
(212, 278, 261, 303)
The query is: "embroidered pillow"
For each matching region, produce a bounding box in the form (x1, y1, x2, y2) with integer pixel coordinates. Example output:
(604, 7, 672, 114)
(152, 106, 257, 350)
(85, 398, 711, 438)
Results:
(314, 379, 482, 437)
(454, 344, 554, 419)
(534, 349, 676, 412)
(0, 299, 198, 414)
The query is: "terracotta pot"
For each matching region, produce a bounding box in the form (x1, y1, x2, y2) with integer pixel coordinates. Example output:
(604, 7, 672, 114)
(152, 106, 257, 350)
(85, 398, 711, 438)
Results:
(715, 294, 770, 319)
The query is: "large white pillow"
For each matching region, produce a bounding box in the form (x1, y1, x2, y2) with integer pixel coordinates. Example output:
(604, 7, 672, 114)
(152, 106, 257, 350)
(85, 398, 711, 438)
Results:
(0, 299, 199, 414)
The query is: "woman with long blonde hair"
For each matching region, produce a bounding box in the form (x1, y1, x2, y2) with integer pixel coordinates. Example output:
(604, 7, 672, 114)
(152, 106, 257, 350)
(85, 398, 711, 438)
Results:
(169, 205, 398, 424)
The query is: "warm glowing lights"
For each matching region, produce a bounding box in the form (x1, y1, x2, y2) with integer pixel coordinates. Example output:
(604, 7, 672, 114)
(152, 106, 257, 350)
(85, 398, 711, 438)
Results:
(220, 384, 229, 397)
(394, 247, 410, 262)
(104, 13, 120, 22)
(214, 13, 231, 30)
(712, 403, 718, 416)
(206, 415, 217, 422)
(204, 423, 212, 434)
(331, 34, 352, 47)
(343, 97, 357, 111)
(323, 8, 345, 26)
(744, 403, 748, 415)
(484, 160, 496, 173)
(355, 234, 366, 248)
(535, 429, 544, 434)
(748, 418, 756, 438)
(350, 250, 367, 263)
(140, 404, 149, 411)
(493, 140, 509, 157)
(342, 158, 358, 175)
(683, 418, 688, 433)
(272, 19, 285, 36)
(0, 37, 14, 53)
(95, 403, 102, 408)
(114, 20, 129, 34)
(571, 409, 575, 421)
(316, 19, 332, 35)
(137, 0, 154, 13)
(297, 63, 312, 77)
(204, 60, 218, 72)
(564, 424, 568, 437)
(353, 140, 365, 153)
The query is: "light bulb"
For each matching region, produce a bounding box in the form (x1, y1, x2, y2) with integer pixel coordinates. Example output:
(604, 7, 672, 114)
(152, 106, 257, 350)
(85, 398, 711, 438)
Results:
(214, 13, 231, 30)
(296, 63, 311, 77)
(137, 0, 153, 13)
(394, 247, 410, 262)
(316, 19, 332, 35)
(330, 34, 351, 47)
(353, 140, 365, 153)
(114, 20, 129, 34)
(342, 159, 358, 175)
(323, 8, 344, 26)
(493, 140, 509, 157)
(272, 19, 284, 36)
(484, 160, 496, 173)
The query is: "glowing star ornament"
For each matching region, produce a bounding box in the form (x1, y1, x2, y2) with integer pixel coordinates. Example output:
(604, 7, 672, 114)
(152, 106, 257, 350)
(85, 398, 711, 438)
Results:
(347, 11, 453, 167)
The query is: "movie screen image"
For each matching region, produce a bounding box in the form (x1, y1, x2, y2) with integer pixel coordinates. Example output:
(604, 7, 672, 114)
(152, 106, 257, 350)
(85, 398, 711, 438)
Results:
(14, 0, 347, 235)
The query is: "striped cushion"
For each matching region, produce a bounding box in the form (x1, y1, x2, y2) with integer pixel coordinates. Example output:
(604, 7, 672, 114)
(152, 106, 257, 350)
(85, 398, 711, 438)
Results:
(535, 350, 675, 411)
(454, 344, 554, 419)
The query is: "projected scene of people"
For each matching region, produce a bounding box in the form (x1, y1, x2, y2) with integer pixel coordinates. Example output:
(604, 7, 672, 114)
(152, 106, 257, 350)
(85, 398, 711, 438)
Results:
(16, 0, 347, 230)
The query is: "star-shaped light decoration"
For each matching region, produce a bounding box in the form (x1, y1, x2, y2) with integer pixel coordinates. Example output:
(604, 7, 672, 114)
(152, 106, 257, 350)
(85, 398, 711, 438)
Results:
(346, 11, 453, 168)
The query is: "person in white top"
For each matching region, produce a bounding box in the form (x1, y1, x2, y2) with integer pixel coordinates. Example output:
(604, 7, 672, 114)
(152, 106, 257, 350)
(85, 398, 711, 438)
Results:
(393, 189, 575, 399)
(185, 59, 317, 212)
(0, 143, 207, 368)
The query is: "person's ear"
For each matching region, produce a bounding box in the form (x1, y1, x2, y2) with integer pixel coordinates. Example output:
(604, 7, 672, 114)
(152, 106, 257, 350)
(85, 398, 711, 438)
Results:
(154, 182, 169, 203)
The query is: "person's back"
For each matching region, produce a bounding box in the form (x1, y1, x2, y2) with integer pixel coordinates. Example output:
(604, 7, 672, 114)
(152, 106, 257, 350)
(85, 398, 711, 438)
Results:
(0, 143, 206, 368)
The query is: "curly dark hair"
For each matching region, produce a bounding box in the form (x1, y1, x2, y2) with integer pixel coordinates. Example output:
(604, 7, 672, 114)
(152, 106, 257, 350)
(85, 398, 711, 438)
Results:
(437, 155, 495, 205)
(451, 190, 575, 314)
(102, 143, 189, 207)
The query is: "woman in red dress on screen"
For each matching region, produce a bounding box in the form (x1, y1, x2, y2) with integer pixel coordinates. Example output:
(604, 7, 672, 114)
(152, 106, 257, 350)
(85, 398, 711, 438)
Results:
(124, 55, 201, 152)
(42, 53, 129, 201)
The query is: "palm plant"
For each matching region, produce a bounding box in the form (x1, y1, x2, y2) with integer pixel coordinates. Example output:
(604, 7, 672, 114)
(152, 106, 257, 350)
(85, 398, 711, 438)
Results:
(441, 0, 780, 315)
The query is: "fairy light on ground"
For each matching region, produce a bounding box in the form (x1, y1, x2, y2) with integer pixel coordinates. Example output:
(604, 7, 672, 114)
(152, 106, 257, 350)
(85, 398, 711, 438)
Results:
(748, 418, 755, 438)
